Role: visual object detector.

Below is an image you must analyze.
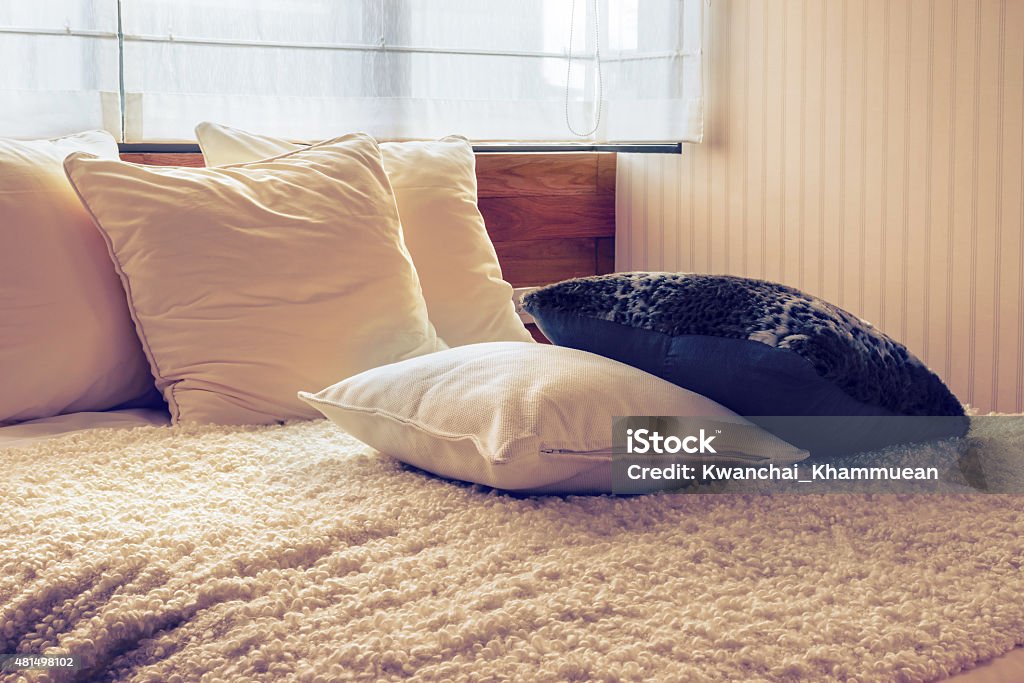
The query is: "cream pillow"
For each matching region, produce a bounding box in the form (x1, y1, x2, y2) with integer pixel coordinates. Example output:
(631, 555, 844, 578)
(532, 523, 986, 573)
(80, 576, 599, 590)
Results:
(300, 343, 808, 494)
(0, 131, 156, 424)
(64, 134, 441, 425)
(195, 122, 533, 347)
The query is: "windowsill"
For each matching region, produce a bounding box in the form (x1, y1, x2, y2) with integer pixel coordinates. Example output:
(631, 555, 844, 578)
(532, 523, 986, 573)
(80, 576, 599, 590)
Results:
(118, 142, 683, 155)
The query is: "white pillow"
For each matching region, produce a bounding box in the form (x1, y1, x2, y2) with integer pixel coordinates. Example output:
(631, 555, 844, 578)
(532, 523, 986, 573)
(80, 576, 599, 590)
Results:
(300, 343, 808, 494)
(0, 131, 156, 424)
(64, 134, 442, 425)
(195, 122, 533, 347)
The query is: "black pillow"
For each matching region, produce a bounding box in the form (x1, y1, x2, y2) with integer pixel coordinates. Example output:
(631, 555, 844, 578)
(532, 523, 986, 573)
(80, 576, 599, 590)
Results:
(523, 273, 968, 456)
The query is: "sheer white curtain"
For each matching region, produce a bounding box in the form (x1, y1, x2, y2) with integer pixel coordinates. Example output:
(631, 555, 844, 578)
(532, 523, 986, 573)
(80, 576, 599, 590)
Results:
(0, 1, 121, 139)
(2, 0, 703, 143)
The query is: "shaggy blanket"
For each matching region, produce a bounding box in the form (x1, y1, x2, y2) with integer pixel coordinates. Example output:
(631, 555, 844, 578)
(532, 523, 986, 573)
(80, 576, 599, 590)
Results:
(2, 420, 1023, 682)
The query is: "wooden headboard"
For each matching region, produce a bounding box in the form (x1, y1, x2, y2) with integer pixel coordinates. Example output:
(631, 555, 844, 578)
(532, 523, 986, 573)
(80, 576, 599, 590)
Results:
(119, 152, 617, 289)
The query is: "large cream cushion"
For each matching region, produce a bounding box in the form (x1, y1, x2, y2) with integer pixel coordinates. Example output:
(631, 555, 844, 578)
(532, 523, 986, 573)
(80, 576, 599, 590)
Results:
(64, 134, 441, 425)
(195, 122, 532, 347)
(301, 343, 808, 494)
(0, 131, 156, 424)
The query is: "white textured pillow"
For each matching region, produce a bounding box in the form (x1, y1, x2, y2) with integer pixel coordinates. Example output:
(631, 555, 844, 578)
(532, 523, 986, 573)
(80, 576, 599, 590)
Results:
(195, 122, 532, 347)
(64, 134, 441, 425)
(300, 343, 808, 494)
(0, 131, 156, 424)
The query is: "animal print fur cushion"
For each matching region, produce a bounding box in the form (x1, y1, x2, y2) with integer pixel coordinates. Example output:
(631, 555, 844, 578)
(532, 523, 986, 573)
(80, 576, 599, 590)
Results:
(523, 273, 964, 417)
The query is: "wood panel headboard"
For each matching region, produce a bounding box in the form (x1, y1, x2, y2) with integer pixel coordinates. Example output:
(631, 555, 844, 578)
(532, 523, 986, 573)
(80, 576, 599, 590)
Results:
(119, 152, 617, 289)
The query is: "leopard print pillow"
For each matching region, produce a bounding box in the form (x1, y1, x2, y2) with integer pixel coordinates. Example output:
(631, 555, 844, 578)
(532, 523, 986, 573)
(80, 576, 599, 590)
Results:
(524, 273, 962, 417)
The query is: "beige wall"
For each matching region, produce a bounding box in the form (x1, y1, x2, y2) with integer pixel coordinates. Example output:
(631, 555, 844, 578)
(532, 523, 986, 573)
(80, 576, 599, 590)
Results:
(617, 0, 1024, 413)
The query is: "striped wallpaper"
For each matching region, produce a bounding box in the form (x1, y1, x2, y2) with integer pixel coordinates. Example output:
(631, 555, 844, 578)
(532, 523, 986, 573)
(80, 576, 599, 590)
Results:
(617, 0, 1024, 414)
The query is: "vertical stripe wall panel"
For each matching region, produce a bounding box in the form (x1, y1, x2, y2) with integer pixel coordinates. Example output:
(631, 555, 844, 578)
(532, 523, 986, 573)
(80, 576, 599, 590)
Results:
(617, 0, 1024, 414)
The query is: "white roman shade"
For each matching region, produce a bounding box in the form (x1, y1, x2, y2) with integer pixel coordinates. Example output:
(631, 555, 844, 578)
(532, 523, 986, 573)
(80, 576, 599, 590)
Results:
(0, 1, 122, 139)
(2, 0, 704, 144)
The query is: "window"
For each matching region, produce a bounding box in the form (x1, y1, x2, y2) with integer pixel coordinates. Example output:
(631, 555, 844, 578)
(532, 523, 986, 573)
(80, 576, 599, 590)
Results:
(1, 0, 703, 143)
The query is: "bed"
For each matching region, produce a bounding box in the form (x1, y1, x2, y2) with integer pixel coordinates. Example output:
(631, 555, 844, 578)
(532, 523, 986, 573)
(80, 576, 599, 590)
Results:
(3, 151, 1023, 682)
(3, 409, 1023, 682)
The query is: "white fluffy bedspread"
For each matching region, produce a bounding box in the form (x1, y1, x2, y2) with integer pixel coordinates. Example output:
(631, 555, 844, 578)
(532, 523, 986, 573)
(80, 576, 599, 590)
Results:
(2, 420, 1023, 683)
